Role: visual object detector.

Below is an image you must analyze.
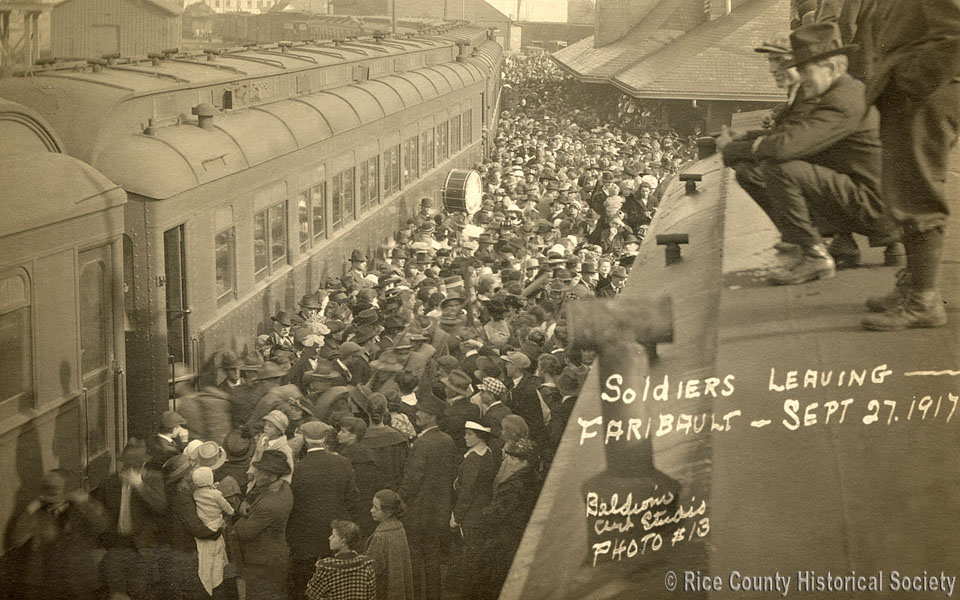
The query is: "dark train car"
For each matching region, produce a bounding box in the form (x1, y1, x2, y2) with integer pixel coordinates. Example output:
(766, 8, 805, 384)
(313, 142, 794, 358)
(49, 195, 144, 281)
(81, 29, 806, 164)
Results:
(0, 27, 502, 437)
(0, 99, 127, 532)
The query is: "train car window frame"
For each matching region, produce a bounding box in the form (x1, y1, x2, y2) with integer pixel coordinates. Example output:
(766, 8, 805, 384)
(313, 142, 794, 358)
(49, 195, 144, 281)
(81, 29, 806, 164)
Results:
(331, 168, 356, 231)
(450, 115, 461, 154)
(254, 203, 287, 281)
(214, 226, 237, 307)
(403, 136, 419, 186)
(384, 145, 400, 197)
(311, 183, 327, 242)
(463, 109, 473, 145)
(0, 269, 33, 410)
(269, 202, 287, 270)
(358, 157, 379, 214)
(437, 121, 449, 162)
(254, 210, 269, 280)
(421, 128, 435, 173)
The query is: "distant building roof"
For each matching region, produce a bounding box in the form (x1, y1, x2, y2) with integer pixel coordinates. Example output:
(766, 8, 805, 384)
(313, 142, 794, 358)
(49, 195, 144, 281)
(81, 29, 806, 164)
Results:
(52, 0, 182, 16)
(552, 0, 787, 101)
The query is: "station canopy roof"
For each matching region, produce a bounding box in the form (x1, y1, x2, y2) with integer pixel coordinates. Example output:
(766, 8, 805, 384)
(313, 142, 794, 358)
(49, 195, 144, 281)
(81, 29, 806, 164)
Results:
(551, 0, 787, 102)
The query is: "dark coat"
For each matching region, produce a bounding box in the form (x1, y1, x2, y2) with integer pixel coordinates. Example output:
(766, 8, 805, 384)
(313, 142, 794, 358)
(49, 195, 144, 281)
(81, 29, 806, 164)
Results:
(398, 427, 457, 536)
(287, 448, 360, 559)
(452, 447, 497, 527)
(164, 480, 221, 553)
(440, 396, 482, 457)
(359, 425, 409, 491)
(339, 444, 382, 537)
(145, 434, 181, 471)
(480, 402, 512, 437)
(722, 74, 882, 200)
(506, 375, 548, 448)
(865, 0, 960, 105)
(365, 519, 414, 600)
(93, 469, 167, 550)
(235, 479, 293, 568)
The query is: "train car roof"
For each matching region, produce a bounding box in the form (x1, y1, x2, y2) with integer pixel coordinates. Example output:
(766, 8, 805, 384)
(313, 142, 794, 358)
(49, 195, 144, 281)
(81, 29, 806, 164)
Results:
(0, 36, 500, 200)
(0, 154, 126, 238)
(0, 98, 65, 156)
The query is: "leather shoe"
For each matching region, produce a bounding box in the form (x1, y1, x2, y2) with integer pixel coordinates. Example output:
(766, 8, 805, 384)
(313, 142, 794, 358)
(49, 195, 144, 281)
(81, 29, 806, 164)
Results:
(866, 269, 911, 312)
(769, 244, 836, 285)
(827, 233, 860, 269)
(862, 291, 947, 331)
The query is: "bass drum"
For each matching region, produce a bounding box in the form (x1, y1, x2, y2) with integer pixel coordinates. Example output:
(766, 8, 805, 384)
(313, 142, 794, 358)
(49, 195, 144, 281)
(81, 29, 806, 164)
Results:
(442, 169, 482, 215)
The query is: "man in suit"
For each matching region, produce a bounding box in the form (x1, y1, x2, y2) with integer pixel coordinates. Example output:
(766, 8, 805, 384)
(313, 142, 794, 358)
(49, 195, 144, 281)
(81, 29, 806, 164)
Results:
(235, 449, 294, 600)
(399, 397, 458, 600)
(502, 351, 549, 450)
(439, 369, 481, 457)
(860, 0, 960, 330)
(286, 421, 360, 597)
(718, 23, 900, 285)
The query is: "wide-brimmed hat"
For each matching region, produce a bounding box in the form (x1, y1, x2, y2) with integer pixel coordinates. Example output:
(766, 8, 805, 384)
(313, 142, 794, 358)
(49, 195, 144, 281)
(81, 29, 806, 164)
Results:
(162, 454, 194, 485)
(354, 308, 380, 327)
(352, 325, 382, 344)
(612, 266, 629, 279)
(304, 359, 342, 382)
(349, 249, 367, 263)
(441, 370, 473, 396)
(253, 449, 291, 477)
(220, 352, 243, 370)
(255, 360, 289, 381)
(464, 420, 493, 436)
(299, 293, 322, 310)
(196, 441, 226, 470)
(371, 352, 405, 373)
(782, 22, 857, 68)
(241, 351, 264, 372)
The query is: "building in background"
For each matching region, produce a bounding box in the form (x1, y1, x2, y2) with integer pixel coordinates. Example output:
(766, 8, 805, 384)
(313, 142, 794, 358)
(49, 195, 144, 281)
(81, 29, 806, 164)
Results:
(551, 0, 787, 131)
(51, 0, 182, 58)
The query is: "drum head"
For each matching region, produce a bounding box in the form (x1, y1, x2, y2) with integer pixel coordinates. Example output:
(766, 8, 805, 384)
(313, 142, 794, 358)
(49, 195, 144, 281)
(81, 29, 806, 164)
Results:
(462, 170, 482, 215)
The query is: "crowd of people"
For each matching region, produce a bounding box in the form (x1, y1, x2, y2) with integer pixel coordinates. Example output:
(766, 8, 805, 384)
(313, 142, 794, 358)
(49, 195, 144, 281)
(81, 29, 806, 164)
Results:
(1, 52, 697, 600)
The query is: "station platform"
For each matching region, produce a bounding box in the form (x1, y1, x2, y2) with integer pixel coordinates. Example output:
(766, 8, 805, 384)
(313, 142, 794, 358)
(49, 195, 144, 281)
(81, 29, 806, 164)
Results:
(502, 150, 960, 599)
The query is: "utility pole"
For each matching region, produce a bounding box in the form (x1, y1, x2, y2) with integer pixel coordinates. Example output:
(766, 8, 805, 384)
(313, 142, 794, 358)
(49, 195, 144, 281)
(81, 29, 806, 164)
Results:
(391, 0, 396, 34)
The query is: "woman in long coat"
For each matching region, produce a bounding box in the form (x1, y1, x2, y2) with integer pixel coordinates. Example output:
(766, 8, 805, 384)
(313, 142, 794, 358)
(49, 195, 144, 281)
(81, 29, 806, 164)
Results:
(468, 438, 540, 600)
(365, 490, 414, 600)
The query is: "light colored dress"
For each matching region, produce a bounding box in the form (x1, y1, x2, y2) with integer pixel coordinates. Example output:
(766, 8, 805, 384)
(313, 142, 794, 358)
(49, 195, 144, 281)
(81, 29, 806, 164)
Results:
(194, 485, 235, 596)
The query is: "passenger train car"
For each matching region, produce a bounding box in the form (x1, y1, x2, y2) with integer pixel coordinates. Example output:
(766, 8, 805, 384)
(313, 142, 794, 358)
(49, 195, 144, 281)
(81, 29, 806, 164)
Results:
(0, 99, 127, 534)
(0, 26, 502, 439)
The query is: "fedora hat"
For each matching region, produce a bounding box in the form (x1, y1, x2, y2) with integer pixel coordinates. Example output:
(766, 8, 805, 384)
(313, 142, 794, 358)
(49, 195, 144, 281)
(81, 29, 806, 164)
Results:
(196, 441, 226, 470)
(417, 396, 448, 417)
(223, 429, 253, 458)
(253, 449, 291, 477)
(441, 369, 473, 396)
(220, 352, 243, 370)
(754, 32, 792, 55)
(782, 22, 857, 68)
(352, 325, 382, 344)
(304, 359, 342, 382)
(255, 360, 289, 381)
(162, 454, 194, 485)
(349, 249, 367, 263)
(271, 311, 293, 327)
(370, 352, 405, 373)
(241, 351, 264, 372)
(299, 293, 322, 310)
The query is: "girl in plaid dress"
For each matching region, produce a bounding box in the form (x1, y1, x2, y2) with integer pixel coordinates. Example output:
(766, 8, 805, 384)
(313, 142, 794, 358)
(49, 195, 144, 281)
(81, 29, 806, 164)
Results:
(306, 520, 377, 600)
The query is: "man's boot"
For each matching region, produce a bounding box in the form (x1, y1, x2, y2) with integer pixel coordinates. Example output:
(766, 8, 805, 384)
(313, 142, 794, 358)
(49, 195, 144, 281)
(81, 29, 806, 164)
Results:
(827, 232, 861, 269)
(865, 268, 911, 312)
(861, 290, 947, 330)
(769, 243, 836, 285)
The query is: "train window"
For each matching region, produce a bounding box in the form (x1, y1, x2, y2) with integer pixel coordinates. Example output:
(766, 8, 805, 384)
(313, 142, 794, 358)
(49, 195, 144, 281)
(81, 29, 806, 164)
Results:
(79, 258, 109, 374)
(450, 115, 461, 153)
(215, 227, 237, 306)
(403, 136, 419, 185)
(437, 122, 449, 161)
(358, 157, 379, 214)
(298, 190, 310, 252)
(269, 202, 287, 269)
(0, 270, 32, 407)
(421, 129, 435, 173)
(384, 145, 400, 196)
(312, 183, 326, 241)
(463, 109, 473, 144)
(254, 210, 269, 280)
(331, 168, 355, 231)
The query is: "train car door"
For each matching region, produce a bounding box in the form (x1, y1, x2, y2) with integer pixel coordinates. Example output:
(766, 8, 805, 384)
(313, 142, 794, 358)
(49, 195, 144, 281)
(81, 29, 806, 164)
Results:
(78, 245, 116, 488)
(163, 226, 190, 387)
